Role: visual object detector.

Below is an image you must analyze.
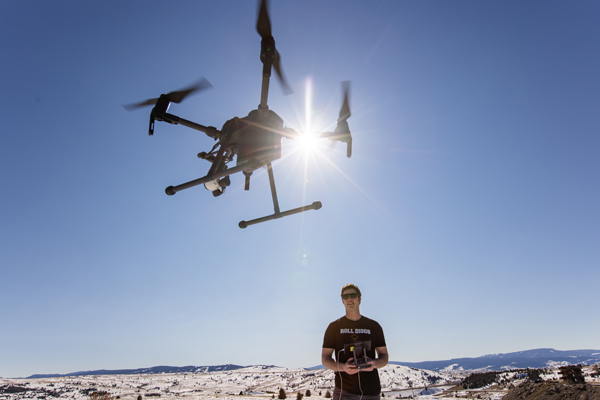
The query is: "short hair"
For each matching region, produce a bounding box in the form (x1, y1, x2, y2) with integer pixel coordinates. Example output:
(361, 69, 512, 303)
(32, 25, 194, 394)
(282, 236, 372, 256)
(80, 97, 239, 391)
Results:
(341, 284, 361, 298)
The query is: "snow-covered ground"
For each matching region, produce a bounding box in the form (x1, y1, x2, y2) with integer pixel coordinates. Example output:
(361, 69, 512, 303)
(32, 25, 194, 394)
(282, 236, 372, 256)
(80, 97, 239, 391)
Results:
(1, 364, 598, 400)
(0, 365, 459, 400)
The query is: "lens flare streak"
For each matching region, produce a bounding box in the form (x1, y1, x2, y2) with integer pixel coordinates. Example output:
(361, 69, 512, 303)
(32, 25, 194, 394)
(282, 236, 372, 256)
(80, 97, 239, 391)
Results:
(311, 148, 389, 215)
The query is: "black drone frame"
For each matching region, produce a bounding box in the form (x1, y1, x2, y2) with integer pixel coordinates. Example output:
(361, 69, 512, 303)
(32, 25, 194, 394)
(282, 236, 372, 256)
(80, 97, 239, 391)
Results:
(124, 0, 352, 228)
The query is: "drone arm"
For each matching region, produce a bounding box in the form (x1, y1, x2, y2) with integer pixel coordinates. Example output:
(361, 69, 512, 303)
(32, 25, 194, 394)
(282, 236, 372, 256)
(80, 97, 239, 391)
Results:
(259, 76, 270, 109)
(150, 105, 221, 139)
(316, 131, 350, 140)
(175, 115, 221, 139)
(165, 120, 242, 195)
(259, 62, 272, 116)
(156, 112, 221, 139)
(315, 130, 353, 158)
(166, 159, 262, 196)
(281, 127, 299, 138)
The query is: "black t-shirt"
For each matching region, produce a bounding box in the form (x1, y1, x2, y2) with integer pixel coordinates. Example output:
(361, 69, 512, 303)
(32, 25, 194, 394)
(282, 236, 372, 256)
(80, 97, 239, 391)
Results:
(322, 316, 386, 395)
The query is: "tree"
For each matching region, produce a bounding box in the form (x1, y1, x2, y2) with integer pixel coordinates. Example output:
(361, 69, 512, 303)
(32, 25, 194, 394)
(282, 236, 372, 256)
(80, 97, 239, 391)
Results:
(305, 390, 311, 397)
(90, 392, 113, 400)
(296, 393, 303, 400)
(278, 388, 287, 400)
(324, 390, 331, 398)
(559, 365, 585, 383)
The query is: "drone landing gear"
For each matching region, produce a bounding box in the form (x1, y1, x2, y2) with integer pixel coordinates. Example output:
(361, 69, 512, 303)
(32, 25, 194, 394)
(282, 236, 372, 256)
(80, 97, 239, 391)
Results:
(238, 163, 321, 229)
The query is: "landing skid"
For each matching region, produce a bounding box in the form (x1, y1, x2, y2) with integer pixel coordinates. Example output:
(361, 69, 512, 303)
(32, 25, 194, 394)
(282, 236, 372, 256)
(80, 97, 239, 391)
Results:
(164, 160, 321, 228)
(239, 163, 321, 228)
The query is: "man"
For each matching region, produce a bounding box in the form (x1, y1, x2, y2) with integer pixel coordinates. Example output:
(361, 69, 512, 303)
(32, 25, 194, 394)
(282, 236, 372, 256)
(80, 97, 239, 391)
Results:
(322, 284, 389, 400)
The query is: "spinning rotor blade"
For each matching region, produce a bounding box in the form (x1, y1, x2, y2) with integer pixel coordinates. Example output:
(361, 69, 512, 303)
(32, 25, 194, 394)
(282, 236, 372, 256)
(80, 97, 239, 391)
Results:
(256, 0, 272, 39)
(338, 81, 351, 123)
(256, 0, 292, 95)
(122, 77, 213, 111)
(167, 77, 212, 103)
(273, 50, 292, 95)
(335, 81, 352, 158)
(317, 82, 352, 155)
(122, 98, 159, 111)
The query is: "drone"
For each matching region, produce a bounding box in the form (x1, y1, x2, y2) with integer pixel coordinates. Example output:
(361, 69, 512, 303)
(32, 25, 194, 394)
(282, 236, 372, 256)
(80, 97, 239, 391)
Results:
(124, 0, 352, 229)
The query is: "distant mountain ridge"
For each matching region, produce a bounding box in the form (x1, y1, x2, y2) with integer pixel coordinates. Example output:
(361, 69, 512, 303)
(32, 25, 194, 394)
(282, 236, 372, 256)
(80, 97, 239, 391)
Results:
(21, 348, 600, 379)
(390, 348, 600, 371)
(25, 364, 244, 379)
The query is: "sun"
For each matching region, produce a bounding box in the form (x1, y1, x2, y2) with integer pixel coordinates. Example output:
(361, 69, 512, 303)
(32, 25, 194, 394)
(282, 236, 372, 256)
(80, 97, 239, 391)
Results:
(296, 132, 320, 151)
(292, 77, 322, 152)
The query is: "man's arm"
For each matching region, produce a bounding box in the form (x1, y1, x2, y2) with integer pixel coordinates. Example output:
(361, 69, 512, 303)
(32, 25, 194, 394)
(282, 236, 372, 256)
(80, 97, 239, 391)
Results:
(322, 348, 359, 375)
(371, 346, 389, 369)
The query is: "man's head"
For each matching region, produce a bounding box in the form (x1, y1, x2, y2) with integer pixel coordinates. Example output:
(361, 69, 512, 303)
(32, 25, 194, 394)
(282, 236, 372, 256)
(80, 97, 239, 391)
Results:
(341, 284, 361, 316)
(341, 284, 361, 299)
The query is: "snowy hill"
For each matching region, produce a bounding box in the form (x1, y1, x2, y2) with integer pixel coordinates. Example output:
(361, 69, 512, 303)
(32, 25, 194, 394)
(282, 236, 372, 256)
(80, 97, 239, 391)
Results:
(0, 364, 458, 400)
(3, 350, 600, 400)
(5, 360, 600, 400)
(390, 348, 600, 371)
(25, 365, 244, 380)
(17, 348, 600, 380)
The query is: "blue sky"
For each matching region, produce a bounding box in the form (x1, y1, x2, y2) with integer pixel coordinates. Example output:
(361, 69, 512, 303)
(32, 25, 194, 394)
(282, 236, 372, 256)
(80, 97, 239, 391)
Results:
(1, 0, 599, 378)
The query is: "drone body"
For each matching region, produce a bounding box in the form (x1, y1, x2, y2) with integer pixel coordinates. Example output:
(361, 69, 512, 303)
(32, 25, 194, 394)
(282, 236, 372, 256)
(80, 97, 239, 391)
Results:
(204, 109, 285, 195)
(124, 0, 352, 228)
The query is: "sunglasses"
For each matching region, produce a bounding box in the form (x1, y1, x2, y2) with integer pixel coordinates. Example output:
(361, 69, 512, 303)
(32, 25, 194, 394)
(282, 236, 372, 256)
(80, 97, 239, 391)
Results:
(341, 293, 359, 300)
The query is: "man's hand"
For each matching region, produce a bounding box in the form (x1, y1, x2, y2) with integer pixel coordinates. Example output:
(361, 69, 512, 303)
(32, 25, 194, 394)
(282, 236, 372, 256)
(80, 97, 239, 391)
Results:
(343, 357, 359, 375)
(322, 347, 389, 374)
(355, 357, 375, 372)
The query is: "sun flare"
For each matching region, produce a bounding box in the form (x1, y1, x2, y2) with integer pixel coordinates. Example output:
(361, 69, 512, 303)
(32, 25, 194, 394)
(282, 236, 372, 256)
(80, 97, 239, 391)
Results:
(293, 77, 322, 152)
(296, 132, 320, 151)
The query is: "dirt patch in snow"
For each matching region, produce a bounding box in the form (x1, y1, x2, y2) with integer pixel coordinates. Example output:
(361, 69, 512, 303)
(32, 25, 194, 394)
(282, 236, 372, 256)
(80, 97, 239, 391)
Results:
(502, 381, 600, 400)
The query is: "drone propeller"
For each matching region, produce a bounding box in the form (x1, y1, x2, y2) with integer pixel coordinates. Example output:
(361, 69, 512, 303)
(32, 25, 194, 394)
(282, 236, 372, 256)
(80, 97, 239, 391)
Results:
(338, 81, 351, 124)
(256, 0, 292, 95)
(256, 0, 272, 39)
(272, 51, 291, 95)
(334, 81, 352, 157)
(122, 77, 213, 111)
